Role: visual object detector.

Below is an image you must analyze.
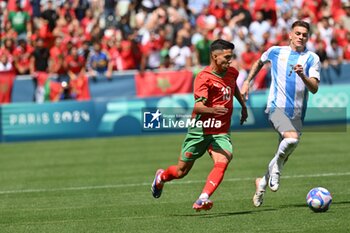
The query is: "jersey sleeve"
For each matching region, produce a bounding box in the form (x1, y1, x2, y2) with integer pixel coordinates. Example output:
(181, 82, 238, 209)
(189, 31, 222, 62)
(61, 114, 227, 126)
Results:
(260, 46, 277, 64)
(308, 53, 321, 81)
(194, 72, 209, 102)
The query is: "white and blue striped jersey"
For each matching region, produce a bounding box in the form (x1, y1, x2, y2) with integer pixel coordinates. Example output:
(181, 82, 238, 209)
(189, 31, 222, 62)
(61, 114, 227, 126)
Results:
(261, 46, 321, 119)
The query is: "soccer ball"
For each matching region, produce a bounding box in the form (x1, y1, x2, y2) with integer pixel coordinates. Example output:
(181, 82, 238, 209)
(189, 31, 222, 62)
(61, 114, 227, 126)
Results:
(306, 187, 332, 212)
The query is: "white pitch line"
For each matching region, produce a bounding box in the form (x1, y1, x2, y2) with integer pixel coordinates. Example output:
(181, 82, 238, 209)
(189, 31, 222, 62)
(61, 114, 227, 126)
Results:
(0, 172, 349, 195)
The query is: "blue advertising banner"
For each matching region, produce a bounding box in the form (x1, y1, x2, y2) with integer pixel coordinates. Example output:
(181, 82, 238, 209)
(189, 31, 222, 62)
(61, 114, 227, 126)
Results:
(1, 84, 349, 142)
(89, 74, 136, 99)
(11, 77, 35, 103)
(1, 101, 96, 141)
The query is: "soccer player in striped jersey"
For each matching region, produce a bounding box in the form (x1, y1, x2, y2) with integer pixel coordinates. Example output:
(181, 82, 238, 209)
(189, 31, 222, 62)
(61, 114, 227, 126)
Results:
(151, 39, 248, 211)
(241, 20, 321, 207)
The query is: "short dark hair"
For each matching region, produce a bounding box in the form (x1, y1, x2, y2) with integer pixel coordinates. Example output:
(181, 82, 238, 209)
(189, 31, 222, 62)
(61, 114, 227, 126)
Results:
(291, 20, 310, 33)
(210, 39, 235, 53)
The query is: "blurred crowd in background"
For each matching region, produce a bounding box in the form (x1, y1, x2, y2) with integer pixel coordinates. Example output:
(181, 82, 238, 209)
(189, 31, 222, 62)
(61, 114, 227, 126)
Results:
(0, 0, 350, 102)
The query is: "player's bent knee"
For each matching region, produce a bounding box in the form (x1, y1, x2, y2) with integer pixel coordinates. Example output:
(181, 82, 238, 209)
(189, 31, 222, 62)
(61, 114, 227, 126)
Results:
(177, 169, 188, 178)
(285, 138, 299, 146)
(284, 138, 299, 155)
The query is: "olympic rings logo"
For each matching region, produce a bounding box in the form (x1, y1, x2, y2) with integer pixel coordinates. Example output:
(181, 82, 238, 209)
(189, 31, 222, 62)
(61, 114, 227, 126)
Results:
(311, 92, 349, 110)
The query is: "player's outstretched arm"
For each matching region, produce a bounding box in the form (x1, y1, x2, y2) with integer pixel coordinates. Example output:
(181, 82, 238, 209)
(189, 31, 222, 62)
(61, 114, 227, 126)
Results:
(241, 59, 264, 100)
(234, 85, 248, 125)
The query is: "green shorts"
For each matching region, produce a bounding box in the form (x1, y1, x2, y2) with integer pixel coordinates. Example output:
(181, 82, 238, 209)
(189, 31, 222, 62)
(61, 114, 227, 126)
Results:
(180, 132, 233, 162)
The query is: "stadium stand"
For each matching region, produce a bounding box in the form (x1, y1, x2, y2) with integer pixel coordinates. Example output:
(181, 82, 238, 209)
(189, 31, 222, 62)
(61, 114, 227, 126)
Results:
(0, 0, 350, 104)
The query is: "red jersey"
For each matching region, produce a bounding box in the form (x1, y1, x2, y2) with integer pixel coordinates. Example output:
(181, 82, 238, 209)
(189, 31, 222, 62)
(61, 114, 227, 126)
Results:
(192, 66, 238, 134)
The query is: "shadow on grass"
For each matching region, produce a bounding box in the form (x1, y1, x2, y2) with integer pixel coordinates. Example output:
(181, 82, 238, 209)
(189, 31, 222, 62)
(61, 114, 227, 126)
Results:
(170, 208, 277, 218)
(331, 200, 350, 205)
(170, 201, 350, 218)
(278, 200, 350, 209)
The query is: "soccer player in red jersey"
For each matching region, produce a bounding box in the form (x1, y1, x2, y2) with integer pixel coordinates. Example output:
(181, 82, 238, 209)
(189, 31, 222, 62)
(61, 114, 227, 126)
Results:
(151, 39, 248, 211)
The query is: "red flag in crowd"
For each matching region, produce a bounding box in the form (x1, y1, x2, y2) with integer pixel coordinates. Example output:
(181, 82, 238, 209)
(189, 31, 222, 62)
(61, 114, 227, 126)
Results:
(43, 73, 91, 102)
(0, 70, 16, 104)
(135, 70, 193, 97)
(70, 73, 91, 101)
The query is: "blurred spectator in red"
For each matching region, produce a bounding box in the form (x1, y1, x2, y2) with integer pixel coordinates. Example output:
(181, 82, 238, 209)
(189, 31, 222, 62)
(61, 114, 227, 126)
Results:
(331, 0, 346, 23)
(69, 26, 87, 48)
(300, 0, 321, 23)
(65, 45, 90, 101)
(58, 1, 76, 20)
(241, 43, 259, 72)
(81, 8, 97, 36)
(140, 29, 164, 73)
(105, 38, 119, 71)
(113, 32, 139, 71)
(343, 31, 350, 61)
(169, 35, 192, 70)
(50, 36, 68, 82)
(13, 38, 33, 75)
(334, 21, 349, 47)
(69, 69, 91, 101)
(253, 0, 277, 26)
(1, 38, 15, 63)
(1, 21, 18, 42)
(227, 0, 249, 11)
(7, 0, 32, 40)
(208, 0, 225, 19)
(275, 27, 290, 46)
(66, 45, 86, 75)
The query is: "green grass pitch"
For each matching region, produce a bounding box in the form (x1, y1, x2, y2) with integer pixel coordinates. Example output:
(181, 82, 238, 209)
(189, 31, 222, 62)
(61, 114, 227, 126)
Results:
(0, 126, 349, 233)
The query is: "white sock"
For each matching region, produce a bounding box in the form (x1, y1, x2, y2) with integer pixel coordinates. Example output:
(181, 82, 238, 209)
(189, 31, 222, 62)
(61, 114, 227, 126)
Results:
(270, 138, 299, 174)
(199, 193, 209, 200)
(258, 175, 268, 191)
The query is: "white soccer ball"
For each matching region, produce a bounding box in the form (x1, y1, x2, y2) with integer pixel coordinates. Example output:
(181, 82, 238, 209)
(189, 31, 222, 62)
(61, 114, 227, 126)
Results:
(306, 187, 332, 212)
